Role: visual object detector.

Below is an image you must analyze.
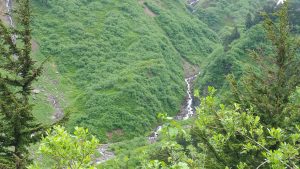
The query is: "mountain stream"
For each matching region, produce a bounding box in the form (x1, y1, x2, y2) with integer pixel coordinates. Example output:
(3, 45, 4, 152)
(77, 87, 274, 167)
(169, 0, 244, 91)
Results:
(148, 72, 199, 142)
(4, 0, 200, 164)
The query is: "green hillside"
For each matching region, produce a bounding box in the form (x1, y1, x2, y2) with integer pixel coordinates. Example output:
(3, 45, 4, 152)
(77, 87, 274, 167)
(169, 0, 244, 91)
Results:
(30, 0, 276, 140)
(1, 0, 300, 168)
(197, 0, 300, 96)
(31, 0, 219, 140)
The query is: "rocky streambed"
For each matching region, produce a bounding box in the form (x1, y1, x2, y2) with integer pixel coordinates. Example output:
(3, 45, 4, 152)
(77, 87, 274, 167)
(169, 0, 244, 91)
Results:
(148, 72, 200, 142)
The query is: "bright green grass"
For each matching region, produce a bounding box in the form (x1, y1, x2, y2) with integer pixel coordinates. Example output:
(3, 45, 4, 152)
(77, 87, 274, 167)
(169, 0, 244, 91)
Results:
(31, 47, 80, 125)
(30, 0, 218, 141)
(29, 0, 272, 141)
(29, 0, 269, 141)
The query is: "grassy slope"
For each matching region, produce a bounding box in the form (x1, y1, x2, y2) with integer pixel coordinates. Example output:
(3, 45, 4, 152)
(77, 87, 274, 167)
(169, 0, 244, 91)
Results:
(193, 0, 269, 95)
(99, 0, 278, 168)
(28, 0, 299, 167)
(197, 0, 299, 97)
(144, 0, 220, 65)
(195, 0, 268, 32)
(30, 0, 273, 139)
(31, 0, 217, 141)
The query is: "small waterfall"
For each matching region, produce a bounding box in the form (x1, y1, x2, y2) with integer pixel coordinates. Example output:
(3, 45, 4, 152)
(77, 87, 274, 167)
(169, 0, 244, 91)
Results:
(6, 0, 13, 26)
(5, 0, 16, 44)
(149, 72, 200, 141)
(182, 72, 200, 120)
(148, 125, 162, 142)
(101, 72, 200, 162)
(95, 144, 115, 164)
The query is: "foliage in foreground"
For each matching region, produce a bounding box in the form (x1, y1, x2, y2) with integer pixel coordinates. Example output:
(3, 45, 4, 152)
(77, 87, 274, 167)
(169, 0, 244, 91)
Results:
(31, 0, 219, 140)
(98, 3, 300, 168)
(141, 3, 300, 169)
(192, 87, 299, 168)
(228, 2, 300, 127)
(0, 0, 47, 168)
(141, 86, 299, 169)
(198, 0, 300, 96)
(28, 126, 99, 169)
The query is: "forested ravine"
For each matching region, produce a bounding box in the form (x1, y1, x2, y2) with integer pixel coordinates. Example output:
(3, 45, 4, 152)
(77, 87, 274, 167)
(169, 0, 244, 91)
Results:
(149, 72, 200, 142)
(4, 0, 199, 164)
(96, 72, 200, 163)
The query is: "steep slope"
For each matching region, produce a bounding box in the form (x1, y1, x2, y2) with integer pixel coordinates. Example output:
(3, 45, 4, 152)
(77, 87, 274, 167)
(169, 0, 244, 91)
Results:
(194, 0, 268, 33)
(99, 2, 300, 168)
(31, 0, 217, 140)
(197, 0, 300, 96)
(143, 0, 220, 64)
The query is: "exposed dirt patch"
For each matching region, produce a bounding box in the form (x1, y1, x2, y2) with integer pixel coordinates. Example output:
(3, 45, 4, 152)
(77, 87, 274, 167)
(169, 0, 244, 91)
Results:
(182, 58, 199, 78)
(144, 7, 156, 17)
(49, 95, 64, 121)
(0, 0, 8, 24)
(31, 40, 39, 53)
(106, 129, 124, 140)
(41, 62, 65, 122)
(138, 0, 157, 17)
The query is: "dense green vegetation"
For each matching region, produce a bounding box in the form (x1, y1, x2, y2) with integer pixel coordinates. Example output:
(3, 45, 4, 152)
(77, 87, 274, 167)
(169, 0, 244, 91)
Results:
(1, 0, 300, 168)
(29, 126, 99, 169)
(194, 0, 267, 32)
(197, 0, 300, 96)
(31, 0, 221, 140)
(0, 0, 50, 168)
(31, 0, 283, 141)
(194, 0, 270, 94)
(99, 3, 300, 168)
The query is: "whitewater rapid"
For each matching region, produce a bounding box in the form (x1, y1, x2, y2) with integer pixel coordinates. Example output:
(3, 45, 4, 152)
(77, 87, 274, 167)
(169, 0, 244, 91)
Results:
(148, 72, 200, 141)
(182, 72, 200, 120)
(5, 0, 16, 44)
